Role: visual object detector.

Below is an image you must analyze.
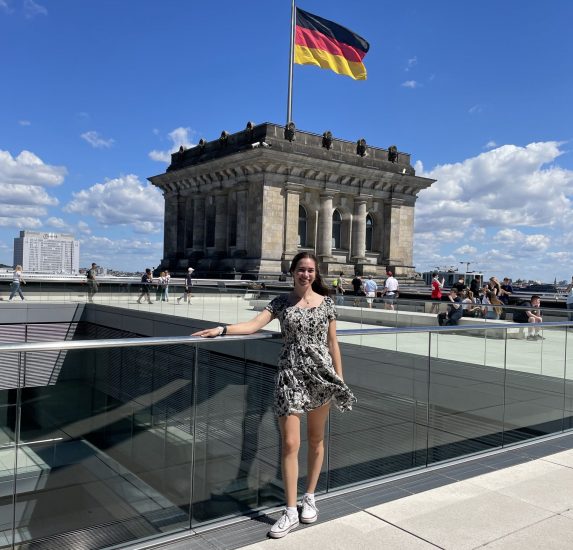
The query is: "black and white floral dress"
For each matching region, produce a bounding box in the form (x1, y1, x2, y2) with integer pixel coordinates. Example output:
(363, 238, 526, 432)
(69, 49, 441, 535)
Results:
(265, 294, 356, 417)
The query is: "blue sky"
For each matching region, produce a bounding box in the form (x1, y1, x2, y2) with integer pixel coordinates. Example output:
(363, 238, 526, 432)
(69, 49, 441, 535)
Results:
(1, 0, 572, 281)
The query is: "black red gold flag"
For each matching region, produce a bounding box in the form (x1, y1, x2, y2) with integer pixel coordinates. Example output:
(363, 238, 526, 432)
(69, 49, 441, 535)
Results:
(294, 7, 370, 80)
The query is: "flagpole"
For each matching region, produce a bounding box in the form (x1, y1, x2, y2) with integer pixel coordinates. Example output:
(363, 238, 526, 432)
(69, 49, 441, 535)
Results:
(286, 0, 295, 125)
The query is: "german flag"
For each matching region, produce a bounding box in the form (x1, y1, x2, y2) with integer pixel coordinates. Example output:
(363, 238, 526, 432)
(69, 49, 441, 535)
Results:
(295, 8, 369, 80)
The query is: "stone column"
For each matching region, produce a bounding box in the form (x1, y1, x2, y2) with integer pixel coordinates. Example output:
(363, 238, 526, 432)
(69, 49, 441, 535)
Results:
(176, 193, 186, 256)
(185, 196, 194, 250)
(317, 191, 335, 259)
(214, 193, 228, 253)
(382, 198, 404, 266)
(163, 191, 178, 261)
(283, 183, 304, 261)
(192, 196, 205, 251)
(351, 197, 368, 260)
(235, 188, 248, 254)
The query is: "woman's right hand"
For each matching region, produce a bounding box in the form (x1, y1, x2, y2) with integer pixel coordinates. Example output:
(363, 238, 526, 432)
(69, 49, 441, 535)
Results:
(192, 327, 221, 338)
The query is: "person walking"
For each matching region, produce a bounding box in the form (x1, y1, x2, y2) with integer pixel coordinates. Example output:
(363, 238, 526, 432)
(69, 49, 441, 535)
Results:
(362, 275, 377, 308)
(9, 265, 26, 301)
(163, 270, 171, 302)
(193, 252, 355, 538)
(86, 262, 98, 302)
(351, 274, 364, 307)
(177, 267, 194, 304)
(381, 270, 399, 310)
(333, 272, 346, 306)
(137, 269, 154, 304)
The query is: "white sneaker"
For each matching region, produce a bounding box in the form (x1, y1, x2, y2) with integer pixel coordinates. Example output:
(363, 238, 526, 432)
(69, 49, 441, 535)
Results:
(269, 510, 299, 539)
(300, 495, 318, 524)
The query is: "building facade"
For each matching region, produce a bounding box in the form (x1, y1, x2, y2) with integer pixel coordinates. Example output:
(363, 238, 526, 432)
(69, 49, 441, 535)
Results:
(14, 231, 80, 274)
(149, 123, 435, 277)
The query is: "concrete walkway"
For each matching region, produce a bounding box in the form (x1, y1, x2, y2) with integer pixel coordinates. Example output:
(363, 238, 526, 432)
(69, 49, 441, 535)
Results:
(240, 447, 573, 550)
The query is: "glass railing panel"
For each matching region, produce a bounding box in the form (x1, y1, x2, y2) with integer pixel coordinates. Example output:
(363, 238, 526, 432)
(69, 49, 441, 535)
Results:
(326, 331, 426, 490)
(503, 325, 567, 444)
(427, 327, 505, 464)
(191, 340, 286, 526)
(0, 352, 18, 550)
(13, 345, 195, 548)
(565, 327, 573, 431)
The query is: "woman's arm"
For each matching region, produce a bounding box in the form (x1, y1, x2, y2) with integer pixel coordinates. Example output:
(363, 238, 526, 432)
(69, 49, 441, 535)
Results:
(327, 319, 343, 380)
(192, 309, 273, 338)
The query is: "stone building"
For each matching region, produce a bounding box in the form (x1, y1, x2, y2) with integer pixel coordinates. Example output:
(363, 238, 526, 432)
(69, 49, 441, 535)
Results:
(148, 123, 435, 277)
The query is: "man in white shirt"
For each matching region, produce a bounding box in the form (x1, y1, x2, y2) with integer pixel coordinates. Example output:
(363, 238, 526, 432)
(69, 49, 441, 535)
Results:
(382, 270, 399, 310)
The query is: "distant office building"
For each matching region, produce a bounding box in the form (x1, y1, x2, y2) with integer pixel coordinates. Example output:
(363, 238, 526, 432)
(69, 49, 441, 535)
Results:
(13, 231, 80, 274)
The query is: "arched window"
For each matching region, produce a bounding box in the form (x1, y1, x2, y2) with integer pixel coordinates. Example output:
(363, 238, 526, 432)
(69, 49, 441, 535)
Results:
(298, 205, 307, 247)
(365, 214, 374, 251)
(332, 209, 342, 249)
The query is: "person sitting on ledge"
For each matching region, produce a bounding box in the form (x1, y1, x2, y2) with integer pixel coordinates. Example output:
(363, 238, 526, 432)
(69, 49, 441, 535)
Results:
(437, 288, 463, 326)
(513, 295, 544, 340)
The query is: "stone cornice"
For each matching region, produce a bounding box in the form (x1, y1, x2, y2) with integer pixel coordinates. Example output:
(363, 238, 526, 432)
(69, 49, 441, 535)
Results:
(149, 147, 434, 199)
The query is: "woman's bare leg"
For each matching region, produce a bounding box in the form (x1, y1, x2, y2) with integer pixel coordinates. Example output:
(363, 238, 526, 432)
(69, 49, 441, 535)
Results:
(305, 402, 330, 493)
(279, 414, 301, 507)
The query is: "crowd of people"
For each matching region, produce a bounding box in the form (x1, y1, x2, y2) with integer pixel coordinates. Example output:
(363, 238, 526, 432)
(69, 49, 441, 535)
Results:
(332, 271, 399, 310)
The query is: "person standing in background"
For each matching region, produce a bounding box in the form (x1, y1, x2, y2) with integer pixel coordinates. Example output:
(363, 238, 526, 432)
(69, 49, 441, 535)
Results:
(9, 265, 25, 301)
(86, 262, 98, 302)
(381, 270, 399, 310)
(430, 272, 445, 313)
(363, 276, 377, 309)
(566, 276, 573, 322)
(177, 267, 195, 304)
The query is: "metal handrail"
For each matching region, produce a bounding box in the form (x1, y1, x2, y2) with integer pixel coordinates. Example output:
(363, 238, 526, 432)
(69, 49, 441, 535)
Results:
(1, 321, 571, 353)
(0, 332, 279, 353)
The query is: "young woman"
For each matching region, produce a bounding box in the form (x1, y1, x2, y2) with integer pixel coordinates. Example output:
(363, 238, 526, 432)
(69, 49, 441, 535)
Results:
(193, 252, 355, 538)
(9, 265, 25, 301)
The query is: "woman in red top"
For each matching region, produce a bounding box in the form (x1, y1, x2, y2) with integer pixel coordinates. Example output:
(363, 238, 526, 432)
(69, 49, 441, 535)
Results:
(430, 272, 445, 313)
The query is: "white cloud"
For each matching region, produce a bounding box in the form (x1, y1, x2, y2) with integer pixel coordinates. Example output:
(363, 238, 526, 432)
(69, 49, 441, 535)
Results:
(0, 183, 58, 206)
(24, 0, 46, 18)
(77, 220, 91, 234)
(401, 80, 419, 89)
(468, 104, 483, 114)
(18, 120, 31, 126)
(0, 149, 63, 230)
(0, 150, 66, 187)
(414, 141, 573, 280)
(45, 217, 71, 231)
(455, 245, 477, 255)
(149, 126, 195, 163)
(484, 140, 497, 149)
(64, 174, 163, 231)
(0, 216, 42, 228)
(79, 235, 163, 270)
(405, 56, 417, 71)
(81, 131, 114, 149)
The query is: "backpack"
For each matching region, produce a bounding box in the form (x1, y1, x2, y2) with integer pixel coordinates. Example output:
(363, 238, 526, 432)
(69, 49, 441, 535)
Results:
(332, 279, 338, 288)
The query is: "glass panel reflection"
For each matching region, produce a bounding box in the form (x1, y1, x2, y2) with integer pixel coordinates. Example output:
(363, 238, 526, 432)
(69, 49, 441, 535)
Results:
(504, 325, 567, 444)
(428, 328, 505, 464)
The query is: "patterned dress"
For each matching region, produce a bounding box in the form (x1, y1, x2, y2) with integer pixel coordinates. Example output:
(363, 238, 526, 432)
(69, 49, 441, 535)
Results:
(265, 294, 356, 417)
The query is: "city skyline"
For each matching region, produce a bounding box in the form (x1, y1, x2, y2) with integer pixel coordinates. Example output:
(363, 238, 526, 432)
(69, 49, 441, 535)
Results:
(1, 1, 572, 281)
